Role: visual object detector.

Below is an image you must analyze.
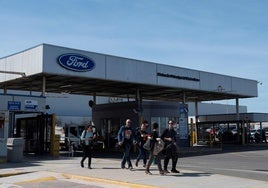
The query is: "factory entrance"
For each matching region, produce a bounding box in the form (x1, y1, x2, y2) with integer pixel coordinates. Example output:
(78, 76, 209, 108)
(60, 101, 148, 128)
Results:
(14, 114, 53, 154)
(101, 118, 122, 150)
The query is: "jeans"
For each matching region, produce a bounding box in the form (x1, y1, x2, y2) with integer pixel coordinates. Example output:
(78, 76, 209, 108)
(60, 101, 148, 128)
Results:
(136, 145, 147, 165)
(121, 142, 133, 168)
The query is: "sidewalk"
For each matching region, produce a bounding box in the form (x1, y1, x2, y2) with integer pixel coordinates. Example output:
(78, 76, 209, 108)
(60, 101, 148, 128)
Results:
(0, 152, 268, 188)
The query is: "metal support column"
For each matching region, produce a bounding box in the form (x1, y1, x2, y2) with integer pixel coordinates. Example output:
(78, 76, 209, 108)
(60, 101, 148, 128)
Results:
(42, 76, 46, 97)
(136, 88, 142, 124)
(236, 98, 244, 145)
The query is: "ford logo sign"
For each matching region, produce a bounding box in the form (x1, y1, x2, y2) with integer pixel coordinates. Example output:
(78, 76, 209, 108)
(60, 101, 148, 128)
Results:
(58, 53, 95, 72)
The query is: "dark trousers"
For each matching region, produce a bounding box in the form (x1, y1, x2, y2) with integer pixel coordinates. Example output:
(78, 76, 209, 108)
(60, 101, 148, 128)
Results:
(81, 145, 92, 168)
(121, 142, 133, 168)
(136, 145, 147, 165)
(163, 144, 178, 170)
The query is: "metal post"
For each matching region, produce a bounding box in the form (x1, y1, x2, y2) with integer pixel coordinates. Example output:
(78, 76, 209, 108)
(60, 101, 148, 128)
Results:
(190, 118, 194, 147)
(136, 88, 143, 124)
(42, 76, 46, 97)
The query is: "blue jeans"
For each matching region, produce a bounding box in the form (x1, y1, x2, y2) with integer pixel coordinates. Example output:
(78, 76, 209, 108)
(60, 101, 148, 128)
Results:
(121, 142, 133, 168)
(136, 145, 147, 165)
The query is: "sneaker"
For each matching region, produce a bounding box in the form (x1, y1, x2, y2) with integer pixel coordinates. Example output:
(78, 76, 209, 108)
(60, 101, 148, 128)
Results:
(160, 170, 166, 175)
(145, 170, 152, 175)
(88, 167, 92, 169)
(171, 169, 180, 173)
(80, 162, 84, 168)
(129, 167, 134, 171)
(135, 161, 138, 167)
(164, 169, 170, 173)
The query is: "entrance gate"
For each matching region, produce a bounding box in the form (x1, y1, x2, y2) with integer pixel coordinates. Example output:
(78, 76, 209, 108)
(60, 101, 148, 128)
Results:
(14, 114, 53, 154)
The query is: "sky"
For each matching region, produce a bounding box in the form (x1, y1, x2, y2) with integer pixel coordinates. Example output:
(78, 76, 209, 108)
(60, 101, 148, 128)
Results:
(0, 0, 267, 113)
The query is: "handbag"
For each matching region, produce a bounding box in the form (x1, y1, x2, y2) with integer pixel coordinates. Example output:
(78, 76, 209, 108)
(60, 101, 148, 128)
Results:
(115, 142, 124, 152)
(153, 139, 165, 155)
(143, 139, 151, 151)
(79, 139, 85, 147)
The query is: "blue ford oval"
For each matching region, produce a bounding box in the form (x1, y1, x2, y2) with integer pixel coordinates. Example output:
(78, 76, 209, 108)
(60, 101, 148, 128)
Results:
(58, 53, 95, 72)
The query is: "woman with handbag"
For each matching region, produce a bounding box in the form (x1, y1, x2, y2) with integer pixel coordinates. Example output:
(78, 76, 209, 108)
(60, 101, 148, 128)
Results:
(135, 121, 149, 168)
(145, 123, 166, 175)
(80, 124, 96, 169)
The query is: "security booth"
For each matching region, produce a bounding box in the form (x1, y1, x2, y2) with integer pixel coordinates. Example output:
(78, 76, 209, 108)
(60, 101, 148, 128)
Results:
(0, 93, 59, 161)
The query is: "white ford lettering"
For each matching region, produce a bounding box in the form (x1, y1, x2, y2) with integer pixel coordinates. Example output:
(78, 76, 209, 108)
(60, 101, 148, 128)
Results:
(67, 56, 89, 69)
(58, 53, 95, 72)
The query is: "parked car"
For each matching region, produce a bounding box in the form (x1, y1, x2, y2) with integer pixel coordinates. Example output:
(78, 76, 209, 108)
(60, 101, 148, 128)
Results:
(249, 129, 261, 143)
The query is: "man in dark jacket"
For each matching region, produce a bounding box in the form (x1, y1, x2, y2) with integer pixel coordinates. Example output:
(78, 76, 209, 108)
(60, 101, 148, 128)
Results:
(161, 120, 180, 173)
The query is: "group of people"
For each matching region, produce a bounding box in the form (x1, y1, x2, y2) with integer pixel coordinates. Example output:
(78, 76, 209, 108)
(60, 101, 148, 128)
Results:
(79, 118, 180, 176)
(117, 119, 180, 175)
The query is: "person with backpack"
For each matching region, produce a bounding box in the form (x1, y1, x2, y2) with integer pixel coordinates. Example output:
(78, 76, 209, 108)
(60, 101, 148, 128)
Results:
(80, 124, 96, 169)
(117, 119, 135, 170)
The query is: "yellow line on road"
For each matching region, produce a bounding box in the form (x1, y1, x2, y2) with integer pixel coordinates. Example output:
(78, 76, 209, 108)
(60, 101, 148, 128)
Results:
(63, 173, 160, 188)
(17, 176, 57, 184)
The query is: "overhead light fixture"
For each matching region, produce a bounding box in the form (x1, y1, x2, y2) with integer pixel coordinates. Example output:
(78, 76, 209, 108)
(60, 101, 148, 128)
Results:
(61, 91, 71, 94)
(60, 84, 72, 88)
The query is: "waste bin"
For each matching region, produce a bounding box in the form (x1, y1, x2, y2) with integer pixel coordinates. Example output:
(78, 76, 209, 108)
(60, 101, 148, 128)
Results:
(7, 138, 24, 162)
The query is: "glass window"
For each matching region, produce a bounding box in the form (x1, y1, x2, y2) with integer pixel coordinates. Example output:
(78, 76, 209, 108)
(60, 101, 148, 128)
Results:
(151, 117, 179, 135)
(70, 127, 78, 137)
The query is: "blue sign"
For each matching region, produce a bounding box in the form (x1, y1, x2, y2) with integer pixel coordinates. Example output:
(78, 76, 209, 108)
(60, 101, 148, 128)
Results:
(8, 101, 21, 111)
(179, 106, 188, 114)
(58, 53, 95, 72)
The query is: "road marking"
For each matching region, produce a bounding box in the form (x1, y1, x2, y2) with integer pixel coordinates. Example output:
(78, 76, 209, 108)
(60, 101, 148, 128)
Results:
(63, 173, 159, 188)
(16, 176, 57, 184)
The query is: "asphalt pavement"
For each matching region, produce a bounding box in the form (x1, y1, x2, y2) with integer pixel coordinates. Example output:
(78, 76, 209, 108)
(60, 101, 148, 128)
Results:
(0, 146, 268, 188)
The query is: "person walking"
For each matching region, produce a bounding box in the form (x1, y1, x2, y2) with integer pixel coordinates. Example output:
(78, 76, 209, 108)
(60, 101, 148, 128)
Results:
(145, 123, 166, 175)
(117, 119, 135, 170)
(80, 124, 96, 169)
(161, 120, 180, 173)
(135, 120, 149, 168)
